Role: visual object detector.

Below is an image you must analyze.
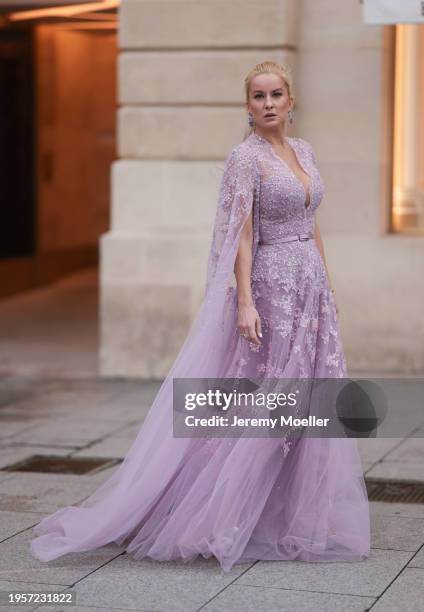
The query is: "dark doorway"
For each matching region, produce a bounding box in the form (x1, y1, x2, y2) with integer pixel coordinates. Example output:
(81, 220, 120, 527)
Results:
(0, 28, 35, 259)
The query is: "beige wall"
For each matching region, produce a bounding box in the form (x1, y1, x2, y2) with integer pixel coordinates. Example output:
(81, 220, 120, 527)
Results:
(100, 0, 424, 377)
(295, 1, 424, 372)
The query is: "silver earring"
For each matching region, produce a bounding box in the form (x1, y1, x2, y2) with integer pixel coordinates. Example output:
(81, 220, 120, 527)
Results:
(248, 112, 255, 128)
(288, 109, 294, 125)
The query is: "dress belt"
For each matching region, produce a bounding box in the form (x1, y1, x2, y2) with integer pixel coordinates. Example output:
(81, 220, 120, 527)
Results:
(259, 232, 314, 246)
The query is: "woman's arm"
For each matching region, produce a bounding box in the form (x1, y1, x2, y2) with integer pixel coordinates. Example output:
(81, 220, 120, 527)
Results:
(234, 211, 262, 345)
(314, 220, 338, 311)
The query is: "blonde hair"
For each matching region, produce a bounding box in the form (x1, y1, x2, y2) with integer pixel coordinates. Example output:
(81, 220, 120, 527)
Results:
(243, 60, 295, 139)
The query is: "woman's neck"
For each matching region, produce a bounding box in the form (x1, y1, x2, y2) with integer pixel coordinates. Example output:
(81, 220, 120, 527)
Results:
(253, 128, 287, 147)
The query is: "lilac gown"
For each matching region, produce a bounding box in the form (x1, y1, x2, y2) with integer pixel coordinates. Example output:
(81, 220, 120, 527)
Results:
(30, 132, 370, 572)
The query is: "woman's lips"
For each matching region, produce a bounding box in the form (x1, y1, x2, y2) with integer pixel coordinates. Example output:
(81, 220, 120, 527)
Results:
(265, 115, 277, 119)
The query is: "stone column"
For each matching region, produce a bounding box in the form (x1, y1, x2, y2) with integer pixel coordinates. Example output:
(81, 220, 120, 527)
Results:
(100, 0, 300, 378)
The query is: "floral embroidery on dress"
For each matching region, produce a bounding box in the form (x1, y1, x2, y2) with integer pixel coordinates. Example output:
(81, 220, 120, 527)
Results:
(213, 133, 348, 454)
(222, 134, 346, 392)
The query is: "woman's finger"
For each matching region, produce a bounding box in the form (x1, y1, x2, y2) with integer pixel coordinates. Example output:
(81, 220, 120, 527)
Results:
(255, 316, 262, 340)
(248, 324, 261, 346)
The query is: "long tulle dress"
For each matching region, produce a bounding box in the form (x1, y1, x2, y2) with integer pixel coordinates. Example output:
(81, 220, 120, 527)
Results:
(30, 131, 370, 573)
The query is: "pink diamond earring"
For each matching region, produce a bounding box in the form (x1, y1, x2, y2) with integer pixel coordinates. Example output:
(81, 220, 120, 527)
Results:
(288, 108, 294, 125)
(248, 112, 255, 128)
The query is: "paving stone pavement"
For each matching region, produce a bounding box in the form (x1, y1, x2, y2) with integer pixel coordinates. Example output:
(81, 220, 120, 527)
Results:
(0, 375, 423, 611)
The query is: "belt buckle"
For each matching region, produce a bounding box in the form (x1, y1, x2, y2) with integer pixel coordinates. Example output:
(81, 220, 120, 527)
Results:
(299, 234, 309, 241)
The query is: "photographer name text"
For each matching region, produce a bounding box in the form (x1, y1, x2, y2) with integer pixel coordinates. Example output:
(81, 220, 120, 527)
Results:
(185, 415, 330, 429)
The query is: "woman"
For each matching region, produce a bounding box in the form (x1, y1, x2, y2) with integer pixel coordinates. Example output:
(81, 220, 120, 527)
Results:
(30, 60, 370, 572)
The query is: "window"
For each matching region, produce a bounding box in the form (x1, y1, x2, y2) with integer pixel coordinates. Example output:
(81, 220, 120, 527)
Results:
(392, 24, 424, 234)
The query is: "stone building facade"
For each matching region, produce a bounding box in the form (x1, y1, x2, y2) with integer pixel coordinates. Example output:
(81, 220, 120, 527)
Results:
(100, 0, 424, 377)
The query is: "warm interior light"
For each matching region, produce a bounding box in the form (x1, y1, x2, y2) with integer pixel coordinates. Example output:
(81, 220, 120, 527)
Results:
(8, 0, 119, 21)
(392, 24, 424, 234)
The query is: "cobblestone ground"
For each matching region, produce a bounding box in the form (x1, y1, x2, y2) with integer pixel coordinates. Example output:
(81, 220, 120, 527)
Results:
(0, 375, 423, 611)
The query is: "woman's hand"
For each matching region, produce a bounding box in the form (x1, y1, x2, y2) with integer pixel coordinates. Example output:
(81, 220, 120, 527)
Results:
(237, 302, 262, 345)
(331, 289, 339, 315)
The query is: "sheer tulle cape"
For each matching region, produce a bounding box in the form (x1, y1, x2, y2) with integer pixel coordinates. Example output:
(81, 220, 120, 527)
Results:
(30, 141, 370, 571)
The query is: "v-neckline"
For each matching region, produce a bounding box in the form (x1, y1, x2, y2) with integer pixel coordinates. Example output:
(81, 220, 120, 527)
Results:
(253, 133, 312, 209)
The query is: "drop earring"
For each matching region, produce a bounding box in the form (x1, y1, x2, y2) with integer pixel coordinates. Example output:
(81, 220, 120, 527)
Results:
(288, 108, 294, 125)
(248, 112, 255, 128)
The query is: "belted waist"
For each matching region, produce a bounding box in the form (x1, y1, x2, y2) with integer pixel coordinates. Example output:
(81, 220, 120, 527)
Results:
(259, 232, 314, 246)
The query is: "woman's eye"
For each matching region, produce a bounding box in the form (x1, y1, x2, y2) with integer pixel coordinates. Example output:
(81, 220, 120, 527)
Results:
(254, 93, 282, 99)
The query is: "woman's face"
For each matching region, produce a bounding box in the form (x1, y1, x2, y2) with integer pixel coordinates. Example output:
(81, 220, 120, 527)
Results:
(246, 72, 293, 132)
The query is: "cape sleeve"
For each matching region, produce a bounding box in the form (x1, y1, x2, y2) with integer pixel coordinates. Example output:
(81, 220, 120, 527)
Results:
(205, 144, 257, 299)
(28, 142, 262, 566)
